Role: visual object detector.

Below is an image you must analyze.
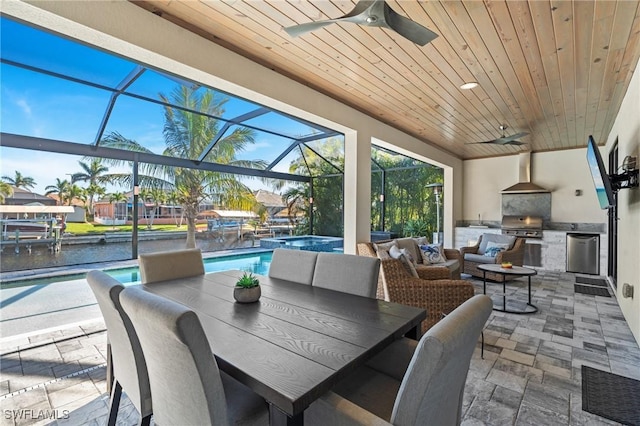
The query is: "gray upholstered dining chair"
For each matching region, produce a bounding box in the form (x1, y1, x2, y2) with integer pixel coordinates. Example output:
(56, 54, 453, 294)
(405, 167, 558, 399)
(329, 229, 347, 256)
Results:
(306, 294, 493, 426)
(138, 248, 205, 284)
(119, 286, 269, 426)
(312, 252, 381, 298)
(86, 270, 152, 426)
(268, 248, 318, 285)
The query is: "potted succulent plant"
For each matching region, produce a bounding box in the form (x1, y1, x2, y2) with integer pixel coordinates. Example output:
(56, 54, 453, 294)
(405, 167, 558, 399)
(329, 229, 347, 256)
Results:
(233, 272, 261, 303)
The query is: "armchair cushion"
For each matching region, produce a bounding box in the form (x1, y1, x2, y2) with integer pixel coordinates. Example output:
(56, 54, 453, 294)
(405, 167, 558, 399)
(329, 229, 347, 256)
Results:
(464, 253, 498, 264)
(478, 234, 516, 254)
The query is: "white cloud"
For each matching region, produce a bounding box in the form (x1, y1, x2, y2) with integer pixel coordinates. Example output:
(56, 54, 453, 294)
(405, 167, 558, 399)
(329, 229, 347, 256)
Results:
(16, 99, 32, 117)
(243, 141, 270, 153)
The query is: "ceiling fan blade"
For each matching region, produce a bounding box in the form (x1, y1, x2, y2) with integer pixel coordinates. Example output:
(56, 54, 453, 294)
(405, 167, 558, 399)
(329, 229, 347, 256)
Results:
(285, 0, 375, 37)
(339, 0, 378, 23)
(284, 20, 336, 38)
(284, 0, 437, 46)
(493, 131, 529, 144)
(465, 141, 497, 145)
(465, 139, 527, 146)
(384, 4, 438, 46)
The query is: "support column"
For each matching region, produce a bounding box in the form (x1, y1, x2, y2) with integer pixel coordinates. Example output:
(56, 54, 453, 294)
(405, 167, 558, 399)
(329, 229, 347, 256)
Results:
(343, 130, 371, 254)
(443, 167, 455, 248)
(132, 157, 139, 259)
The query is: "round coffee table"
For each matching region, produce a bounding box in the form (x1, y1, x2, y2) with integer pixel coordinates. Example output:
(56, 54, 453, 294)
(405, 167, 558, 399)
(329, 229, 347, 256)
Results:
(477, 264, 538, 314)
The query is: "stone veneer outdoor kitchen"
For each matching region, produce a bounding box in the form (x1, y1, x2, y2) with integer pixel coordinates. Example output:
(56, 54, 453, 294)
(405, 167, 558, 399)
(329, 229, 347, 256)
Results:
(454, 226, 607, 275)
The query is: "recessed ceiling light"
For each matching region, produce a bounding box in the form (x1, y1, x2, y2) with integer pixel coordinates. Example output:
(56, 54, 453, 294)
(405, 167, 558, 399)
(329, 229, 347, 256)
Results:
(460, 82, 479, 90)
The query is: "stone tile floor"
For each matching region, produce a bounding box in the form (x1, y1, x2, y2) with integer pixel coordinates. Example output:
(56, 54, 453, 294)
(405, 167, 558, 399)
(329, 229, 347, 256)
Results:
(1, 270, 638, 425)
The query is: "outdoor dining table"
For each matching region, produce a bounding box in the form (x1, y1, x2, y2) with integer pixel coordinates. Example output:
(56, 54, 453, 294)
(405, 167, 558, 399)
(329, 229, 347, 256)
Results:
(135, 269, 426, 426)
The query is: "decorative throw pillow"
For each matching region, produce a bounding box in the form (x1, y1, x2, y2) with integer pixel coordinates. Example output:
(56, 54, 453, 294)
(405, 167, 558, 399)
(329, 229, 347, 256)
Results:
(389, 246, 419, 277)
(419, 244, 447, 264)
(374, 240, 398, 255)
(396, 238, 421, 266)
(412, 236, 428, 246)
(483, 241, 510, 257)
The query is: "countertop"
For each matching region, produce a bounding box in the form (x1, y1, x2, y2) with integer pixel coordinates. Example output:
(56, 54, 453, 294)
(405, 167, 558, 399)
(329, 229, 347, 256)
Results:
(455, 221, 605, 233)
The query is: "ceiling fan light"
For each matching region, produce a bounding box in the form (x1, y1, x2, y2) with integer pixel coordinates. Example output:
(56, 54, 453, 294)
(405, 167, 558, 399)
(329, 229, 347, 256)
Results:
(460, 82, 478, 90)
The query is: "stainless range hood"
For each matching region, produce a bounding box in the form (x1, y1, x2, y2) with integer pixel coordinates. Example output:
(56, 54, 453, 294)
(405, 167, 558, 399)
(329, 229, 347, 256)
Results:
(502, 152, 550, 193)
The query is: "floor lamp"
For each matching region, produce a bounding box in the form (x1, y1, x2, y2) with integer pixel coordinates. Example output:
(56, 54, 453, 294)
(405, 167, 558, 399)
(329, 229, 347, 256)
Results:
(426, 183, 443, 244)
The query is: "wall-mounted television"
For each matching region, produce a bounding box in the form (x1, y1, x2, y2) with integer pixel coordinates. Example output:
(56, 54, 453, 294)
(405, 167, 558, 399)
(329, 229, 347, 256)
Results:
(586, 135, 615, 209)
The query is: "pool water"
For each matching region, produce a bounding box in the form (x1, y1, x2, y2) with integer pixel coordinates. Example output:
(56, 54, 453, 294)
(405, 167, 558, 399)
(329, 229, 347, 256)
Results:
(110, 251, 273, 285)
(1, 251, 273, 288)
(260, 235, 343, 252)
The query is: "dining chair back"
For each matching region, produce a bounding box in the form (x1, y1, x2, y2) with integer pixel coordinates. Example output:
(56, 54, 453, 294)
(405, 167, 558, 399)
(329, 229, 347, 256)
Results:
(86, 270, 152, 426)
(305, 294, 492, 426)
(268, 248, 318, 285)
(312, 252, 380, 298)
(391, 294, 492, 425)
(119, 287, 268, 426)
(138, 248, 205, 284)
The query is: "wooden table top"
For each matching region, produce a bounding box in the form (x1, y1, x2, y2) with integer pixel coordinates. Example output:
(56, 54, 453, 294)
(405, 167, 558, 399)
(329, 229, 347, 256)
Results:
(138, 270, 426, 419)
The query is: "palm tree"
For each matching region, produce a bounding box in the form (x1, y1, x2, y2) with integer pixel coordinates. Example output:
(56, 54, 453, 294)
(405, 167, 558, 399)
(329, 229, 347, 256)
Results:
(139, 188, 151, 223)
(2, 171, 36, 191)
(100, 86, 266, 248)
(282, 185, 308, 231)
(0, 182, 14, 204)
(71, 159, 110, 216)
(84, 183, 106, 219)
(145, 187, 166, 229)
(166, 190, 183, 227)
(45, 178, 71, 205)
(66, 184, 86, 206)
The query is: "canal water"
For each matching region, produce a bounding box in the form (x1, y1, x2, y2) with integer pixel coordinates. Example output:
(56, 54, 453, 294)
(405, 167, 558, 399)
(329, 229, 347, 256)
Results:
(0, 235, 257, 273)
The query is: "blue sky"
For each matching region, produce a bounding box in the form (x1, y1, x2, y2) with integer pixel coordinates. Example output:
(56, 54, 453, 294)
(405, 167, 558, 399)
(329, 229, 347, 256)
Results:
(1, 17, 337, 196)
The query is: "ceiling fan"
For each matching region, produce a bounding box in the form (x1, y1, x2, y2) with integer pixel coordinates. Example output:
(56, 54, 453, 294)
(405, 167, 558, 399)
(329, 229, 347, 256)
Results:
(467, 125, 529, 146)
(283, 0, 438, 46)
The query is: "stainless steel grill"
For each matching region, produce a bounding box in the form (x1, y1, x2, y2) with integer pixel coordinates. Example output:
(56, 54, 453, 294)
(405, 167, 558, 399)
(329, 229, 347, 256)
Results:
(501, 215, 543, 239)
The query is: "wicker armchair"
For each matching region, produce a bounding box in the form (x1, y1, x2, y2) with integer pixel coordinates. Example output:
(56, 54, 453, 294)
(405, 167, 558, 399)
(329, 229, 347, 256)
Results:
(357, 242, 450, 299)
(460, 235, 526, 282)
(357, 242, 475, 333)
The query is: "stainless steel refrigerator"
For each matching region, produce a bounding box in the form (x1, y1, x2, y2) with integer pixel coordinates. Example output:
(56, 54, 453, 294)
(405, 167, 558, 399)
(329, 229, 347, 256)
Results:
(566, 233, 600, 275)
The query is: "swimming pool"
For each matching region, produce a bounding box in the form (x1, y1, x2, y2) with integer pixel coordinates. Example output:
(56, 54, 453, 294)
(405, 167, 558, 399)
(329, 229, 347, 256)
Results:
(110, 251, 273, 285)
(260, 235, 343, 252)
(1, 250, 274, 289)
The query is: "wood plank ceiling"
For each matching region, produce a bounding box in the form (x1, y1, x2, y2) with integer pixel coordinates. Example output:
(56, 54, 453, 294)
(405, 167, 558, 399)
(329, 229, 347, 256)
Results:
(133, 0, 640, 160)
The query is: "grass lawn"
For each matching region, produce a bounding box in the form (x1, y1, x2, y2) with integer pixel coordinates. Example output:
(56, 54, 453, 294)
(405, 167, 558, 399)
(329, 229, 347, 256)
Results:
(65, 222, 199, 235)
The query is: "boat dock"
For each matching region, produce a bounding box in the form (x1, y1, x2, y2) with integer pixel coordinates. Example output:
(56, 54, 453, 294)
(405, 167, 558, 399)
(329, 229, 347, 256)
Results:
(0, 205, 74, 254)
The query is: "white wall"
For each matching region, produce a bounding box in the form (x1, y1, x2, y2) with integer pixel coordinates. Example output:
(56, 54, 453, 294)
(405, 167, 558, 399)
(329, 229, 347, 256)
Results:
(606, 62, 640, 345)
(4, 0, 463, 250)
(463, 149, 607, 224)
(463, 156, 513, 222)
